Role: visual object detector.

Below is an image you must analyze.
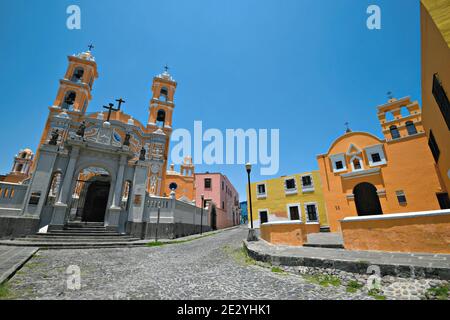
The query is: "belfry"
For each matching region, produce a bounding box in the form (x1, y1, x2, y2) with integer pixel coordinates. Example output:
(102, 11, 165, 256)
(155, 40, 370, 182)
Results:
(0, 48, 210, 240)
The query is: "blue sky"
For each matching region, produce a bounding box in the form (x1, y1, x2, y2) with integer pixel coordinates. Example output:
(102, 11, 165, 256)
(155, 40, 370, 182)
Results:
(0, 0, 421, 201)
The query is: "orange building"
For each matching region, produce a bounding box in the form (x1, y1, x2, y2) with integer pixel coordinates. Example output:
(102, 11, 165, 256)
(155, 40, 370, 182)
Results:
(0, 149, 34, 184)
(317, 97, 448, 232)
(420, 0, 450, 201)
(164, 156, 196, 201)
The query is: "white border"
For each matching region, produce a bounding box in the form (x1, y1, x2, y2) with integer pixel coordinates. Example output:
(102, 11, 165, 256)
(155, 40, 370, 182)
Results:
(286, 203, 301, 221)
(341, 209, 450, 222)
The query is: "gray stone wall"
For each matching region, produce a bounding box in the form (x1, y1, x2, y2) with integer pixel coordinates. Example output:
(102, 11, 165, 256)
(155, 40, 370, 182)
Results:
(0, 182, 28, 210)
(0, 216, 40, 239)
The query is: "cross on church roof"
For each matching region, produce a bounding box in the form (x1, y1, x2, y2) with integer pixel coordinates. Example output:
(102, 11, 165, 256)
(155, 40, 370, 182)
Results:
(345, 122, 352, 133)
(387, 91, 394, 100)
(103, 103, 119, 122)
(164, 64, 169, 72)
(88, 44, 94, 51)
(115, 98, 126, 110)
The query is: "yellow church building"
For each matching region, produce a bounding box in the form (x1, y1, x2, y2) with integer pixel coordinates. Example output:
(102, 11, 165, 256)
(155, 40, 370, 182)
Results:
(247, 170, 328, 229)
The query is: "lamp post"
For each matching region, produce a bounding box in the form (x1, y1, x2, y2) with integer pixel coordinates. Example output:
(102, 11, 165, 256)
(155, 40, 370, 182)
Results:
(200, 194, 204, 235)
(246, 163, 257, 241)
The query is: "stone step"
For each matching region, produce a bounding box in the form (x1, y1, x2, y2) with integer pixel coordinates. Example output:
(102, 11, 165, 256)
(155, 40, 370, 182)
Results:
(303, 243, 344, 249)
(0, 240, 146, 249)
(31, 233, 132, 239)
(19, 236, 141, 243)
(63, 227, 107, 232)
(46, 231, 122, 236)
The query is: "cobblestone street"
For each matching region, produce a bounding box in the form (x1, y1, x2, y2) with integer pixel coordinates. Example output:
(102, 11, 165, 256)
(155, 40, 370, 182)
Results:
(4, 227, 375, 300)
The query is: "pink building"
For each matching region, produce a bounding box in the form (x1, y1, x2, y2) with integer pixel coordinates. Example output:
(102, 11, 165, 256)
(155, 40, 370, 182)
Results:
(194, 172, 240, 230)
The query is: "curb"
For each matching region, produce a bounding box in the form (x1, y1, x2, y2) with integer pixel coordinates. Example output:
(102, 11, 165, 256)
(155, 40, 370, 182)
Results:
(243, 240, 450, 280)
(0, 248, 39, 285)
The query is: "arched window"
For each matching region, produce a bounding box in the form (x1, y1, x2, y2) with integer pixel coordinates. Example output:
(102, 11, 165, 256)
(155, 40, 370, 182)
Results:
(405, 121, 417, 135)
(390, 125, 400, 139)
(156, 109, 166, 127)
(62, 91, 76, 110)
(159, 87, 168, 101)
(353, 158, 362, 170)
(71, 67, 84, 83)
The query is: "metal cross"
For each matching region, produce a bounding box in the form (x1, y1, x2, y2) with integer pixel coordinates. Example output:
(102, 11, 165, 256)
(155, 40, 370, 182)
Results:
(115, 98, 126, 110)
(103, 103, 119, 122)
(387, 91, 394, 99)
(345, 122, 351, 133)
(164, 64, 169, 72)
(88, 44, 94, 51)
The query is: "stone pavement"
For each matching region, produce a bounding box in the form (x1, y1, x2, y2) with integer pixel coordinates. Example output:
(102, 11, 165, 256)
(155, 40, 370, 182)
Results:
(245, 239, 450, 280)
(0, 246, 39, 284)
(3, 226, 373, 300)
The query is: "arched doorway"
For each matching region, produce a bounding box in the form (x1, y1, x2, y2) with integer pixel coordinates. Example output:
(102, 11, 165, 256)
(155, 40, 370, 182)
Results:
(82, 181, 110, 222)
(70, 167, 112, 222)
(353, 182, 383, 216)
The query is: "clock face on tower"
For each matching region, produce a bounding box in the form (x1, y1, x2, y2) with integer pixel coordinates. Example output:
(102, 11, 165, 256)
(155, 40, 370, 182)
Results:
(151, 164, 160, 174)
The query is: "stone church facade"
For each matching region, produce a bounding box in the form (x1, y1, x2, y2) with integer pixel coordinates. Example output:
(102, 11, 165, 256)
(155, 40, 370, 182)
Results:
(0, 49, 210, 239)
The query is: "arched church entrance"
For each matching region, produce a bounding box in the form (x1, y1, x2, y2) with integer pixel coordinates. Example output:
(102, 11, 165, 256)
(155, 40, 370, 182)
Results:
(353, 182, 383, 216)
(82, 181, 110, 222)
(70, 167, 112, 223)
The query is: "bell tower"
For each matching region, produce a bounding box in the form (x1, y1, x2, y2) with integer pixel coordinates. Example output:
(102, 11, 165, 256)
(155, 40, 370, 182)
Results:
(148, 66, 177, 131)
(53, 47, 98, 113)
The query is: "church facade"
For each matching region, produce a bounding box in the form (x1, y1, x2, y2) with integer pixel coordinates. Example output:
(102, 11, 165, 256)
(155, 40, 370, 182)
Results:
(317, 96, 449, 232)
(0, 49, 210, 239)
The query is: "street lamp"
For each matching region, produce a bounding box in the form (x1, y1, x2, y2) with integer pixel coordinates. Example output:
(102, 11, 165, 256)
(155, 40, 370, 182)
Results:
(246, 163, 257, 241)
(200, 194, 204, 235)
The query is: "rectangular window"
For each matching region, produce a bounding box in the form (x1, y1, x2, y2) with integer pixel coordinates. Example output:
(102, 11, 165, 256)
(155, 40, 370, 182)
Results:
(436, 193, 450, 209)
(259, 211, 268, 224)
(222, 181, 224, 190)
(204, 178, 212, 189)
(432, 73, 450, 130)
(28, 192, 41, 205)
(428, 130, 440, 162)
(306, 204, 318, 222)
(396, 191, 407, 205)
(371, 153, 381, 163)
(257, 184, 266, 195)
(222, 201, 225, 210)
(288, 206, 300, 220)
(285, 178, 296, 190)
(302, 175, 312, 187)
(335, 161, 344, 170)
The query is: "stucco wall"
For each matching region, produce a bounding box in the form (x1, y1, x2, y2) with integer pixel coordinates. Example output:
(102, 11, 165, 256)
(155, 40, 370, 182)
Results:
(341, 210, 450, 254)
(260, 221, 320, 246)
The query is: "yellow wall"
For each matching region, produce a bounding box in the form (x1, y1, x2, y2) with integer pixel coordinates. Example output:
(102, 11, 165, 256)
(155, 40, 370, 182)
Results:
(421, 2, 450, 193)
(247, 171, 328, 227)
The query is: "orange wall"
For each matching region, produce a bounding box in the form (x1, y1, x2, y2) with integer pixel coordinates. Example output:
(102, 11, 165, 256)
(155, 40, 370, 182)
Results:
(260, 222, 320, 246)
(421, 3, 450, 193)
(318, 132, 444, 232)
(341, 210, 450, 254)
(164, 173, 196, 201)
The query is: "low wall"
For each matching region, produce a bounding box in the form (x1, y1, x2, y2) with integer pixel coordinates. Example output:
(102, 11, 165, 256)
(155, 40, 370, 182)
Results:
(260, 221, 320, 246)
(0, 182, 27, 210)
(340, 209, 450, 254)
(0, 216, 40, 239)
(126, 222, 212, 239)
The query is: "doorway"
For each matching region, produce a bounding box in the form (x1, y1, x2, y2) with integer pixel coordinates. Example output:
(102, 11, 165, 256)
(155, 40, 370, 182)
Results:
(82, 181, 111, 222)
(353, 182, 383, 216)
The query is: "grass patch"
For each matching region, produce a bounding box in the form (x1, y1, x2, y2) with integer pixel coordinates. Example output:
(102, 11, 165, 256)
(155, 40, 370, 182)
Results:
(303, 274, 341, 287)
(271, 266, 284, 273)
(224, 246, 258, 266)
(346, 280, 364, 293)
(427, 284, 449, 300)
(145, 232, 216, 247)
(368, 288, 386, 300)
(0, 283, 13, 300)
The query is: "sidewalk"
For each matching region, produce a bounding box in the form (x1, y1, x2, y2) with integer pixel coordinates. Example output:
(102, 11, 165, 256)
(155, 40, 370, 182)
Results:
(0, 246, 38, 284)
(244, 239, 450, 280)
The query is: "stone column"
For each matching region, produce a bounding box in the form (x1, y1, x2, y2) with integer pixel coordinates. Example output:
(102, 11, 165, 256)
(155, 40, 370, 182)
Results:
(106, 154, 127, 230)
(50, 146, 80, 230)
